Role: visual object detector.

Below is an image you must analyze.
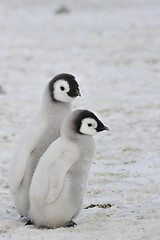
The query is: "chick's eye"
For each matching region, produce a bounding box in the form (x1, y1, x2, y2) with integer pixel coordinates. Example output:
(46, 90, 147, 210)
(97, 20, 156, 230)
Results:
(88, 123, 92, 127)
(60, 86, 65, 91)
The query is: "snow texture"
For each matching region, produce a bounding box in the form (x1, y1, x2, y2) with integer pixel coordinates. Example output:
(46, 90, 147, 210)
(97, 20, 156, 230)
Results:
(0, 0, 160, 239)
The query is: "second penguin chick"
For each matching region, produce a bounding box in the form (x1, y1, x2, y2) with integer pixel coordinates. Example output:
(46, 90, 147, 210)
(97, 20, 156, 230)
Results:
(28, 109, 109, 228)
(10, 73, 80, 218)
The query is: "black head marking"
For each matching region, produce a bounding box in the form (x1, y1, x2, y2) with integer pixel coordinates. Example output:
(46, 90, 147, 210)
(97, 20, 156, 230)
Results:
(49, 73, 80, 101)
(63, 74, 80, 98)
(74, 110, 108, 134)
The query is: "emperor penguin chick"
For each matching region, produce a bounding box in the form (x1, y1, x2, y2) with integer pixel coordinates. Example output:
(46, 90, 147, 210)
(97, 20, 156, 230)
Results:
(10, 73, 80, 218)
(28, 109, 109, 228)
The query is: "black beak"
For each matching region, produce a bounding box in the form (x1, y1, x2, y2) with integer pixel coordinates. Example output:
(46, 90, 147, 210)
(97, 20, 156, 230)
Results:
(97, 125, 109, 132)
(68, 88, 81, 97)
(75, 88, 81, 97)
(103, 126, 109, 131)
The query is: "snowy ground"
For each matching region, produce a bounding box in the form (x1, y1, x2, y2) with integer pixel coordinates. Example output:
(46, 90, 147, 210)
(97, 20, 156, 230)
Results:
(0, 0, 160, 239)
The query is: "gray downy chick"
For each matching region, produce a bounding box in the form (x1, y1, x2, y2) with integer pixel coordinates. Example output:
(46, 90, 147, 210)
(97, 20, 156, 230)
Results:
(28, 109, 109, 228)
(10, 73, 81, 218)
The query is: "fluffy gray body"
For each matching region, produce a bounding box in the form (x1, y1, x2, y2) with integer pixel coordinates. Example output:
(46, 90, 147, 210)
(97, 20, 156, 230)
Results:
(28, 110, 108, 228)
(14, 101, 71, 217)
(29, 136, 95, 228)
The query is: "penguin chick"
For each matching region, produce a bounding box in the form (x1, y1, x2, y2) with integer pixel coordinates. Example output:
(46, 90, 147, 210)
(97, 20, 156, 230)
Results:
(10, 73, 80, 218)
(28, 109, 109, 228)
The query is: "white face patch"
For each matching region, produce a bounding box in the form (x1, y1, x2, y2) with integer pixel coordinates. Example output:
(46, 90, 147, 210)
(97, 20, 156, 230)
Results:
(79, 118, 98, 136)
(54, 80, 73, 102)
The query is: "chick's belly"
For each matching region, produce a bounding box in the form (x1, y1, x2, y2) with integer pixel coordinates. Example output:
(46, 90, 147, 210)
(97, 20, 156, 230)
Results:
(43, 175, 83, 227)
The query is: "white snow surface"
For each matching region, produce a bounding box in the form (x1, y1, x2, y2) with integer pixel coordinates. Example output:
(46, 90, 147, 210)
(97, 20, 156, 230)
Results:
(0, 0, 160, 239)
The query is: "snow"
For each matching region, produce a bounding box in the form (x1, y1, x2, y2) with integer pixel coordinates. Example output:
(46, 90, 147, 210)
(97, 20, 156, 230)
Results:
(0, 0, 160, 239)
